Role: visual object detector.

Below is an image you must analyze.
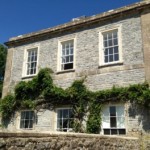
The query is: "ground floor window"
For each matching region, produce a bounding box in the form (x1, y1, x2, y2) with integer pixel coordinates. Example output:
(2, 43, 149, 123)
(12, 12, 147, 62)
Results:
(57, 108, 74, 132)
(102, 105, 126, 135)
(20, 111, 34, 129)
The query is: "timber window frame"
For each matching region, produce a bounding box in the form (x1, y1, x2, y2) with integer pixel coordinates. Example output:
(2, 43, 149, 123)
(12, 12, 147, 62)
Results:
(56, 108, 74, 132)
(99, 25, 123, 66)
(58, 39, 75, 71)
(102, 105, 126, 135)
(22, 47, 39, 77)
(20, 110, 35, 129)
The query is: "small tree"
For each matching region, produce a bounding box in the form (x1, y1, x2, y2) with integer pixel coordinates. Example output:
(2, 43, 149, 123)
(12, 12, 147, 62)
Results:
(0, 44, 7, 98)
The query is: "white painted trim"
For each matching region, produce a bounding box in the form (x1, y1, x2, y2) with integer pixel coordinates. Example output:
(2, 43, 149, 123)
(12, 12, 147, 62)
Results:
(55, 107, 73, 132)
(100, 103, 126, 135)
(57, 37, 76, 72)
(22, 45, 40, 78)
(17, 110, 36, 130)
(99, 25, 123, 66)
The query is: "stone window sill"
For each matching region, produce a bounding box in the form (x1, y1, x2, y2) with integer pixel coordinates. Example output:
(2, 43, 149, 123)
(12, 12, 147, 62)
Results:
(22, 74, 37, 80)
(56, 69, 75, 74)
(98, 62, 123, 68)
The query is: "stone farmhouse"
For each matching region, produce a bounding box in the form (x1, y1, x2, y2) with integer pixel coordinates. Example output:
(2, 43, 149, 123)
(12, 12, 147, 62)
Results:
(2, 0, 150, 136)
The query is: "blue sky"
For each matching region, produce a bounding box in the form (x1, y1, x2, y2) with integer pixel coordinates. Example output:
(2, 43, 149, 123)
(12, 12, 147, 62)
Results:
(0, 0, 140, 44)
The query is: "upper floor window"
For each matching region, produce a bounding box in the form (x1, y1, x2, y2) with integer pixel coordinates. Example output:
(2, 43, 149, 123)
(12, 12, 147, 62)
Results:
(60, 40, 74, 71)
(20, 111, 34, 129)
(99, 26, 122, 66)
(57, 108, 74, 132)
(102, 105, 126, 135)
(26, 48, 38, 75)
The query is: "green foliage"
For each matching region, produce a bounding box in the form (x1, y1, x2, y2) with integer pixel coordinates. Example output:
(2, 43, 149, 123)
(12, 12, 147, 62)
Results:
(0, 81, 3, 98)
(86, 98, 102, 134)
(0, 44, 7, 79)
(68, 79, 89, 132)
(21, 100, 36, 109)
(0, 94, 15, 119)
(0, 67, 150, 133)
(15, 68, 53, 100)
(0, 44, 7, 98)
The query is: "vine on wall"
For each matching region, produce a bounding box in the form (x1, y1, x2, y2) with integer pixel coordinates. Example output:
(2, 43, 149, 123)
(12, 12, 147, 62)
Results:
(0, 68, 149, 133)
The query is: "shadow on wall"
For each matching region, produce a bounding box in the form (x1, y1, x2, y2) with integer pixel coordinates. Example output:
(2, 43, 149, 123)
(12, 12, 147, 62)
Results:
(128, 102, 150, 132)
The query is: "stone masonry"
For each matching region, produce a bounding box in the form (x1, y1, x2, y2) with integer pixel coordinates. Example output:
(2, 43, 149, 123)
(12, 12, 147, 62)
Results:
(0, 132, 145, 150)
(5, 16, 145, 94)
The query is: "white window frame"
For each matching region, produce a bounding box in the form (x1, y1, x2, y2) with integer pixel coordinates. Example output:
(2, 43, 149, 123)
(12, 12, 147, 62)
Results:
(99, 25, 123, 66)
(56, 107, 74, 132)
(19, 110, 35, 130)
(22, 46, 39, 77)
(101, 104, 126, 135)
(57, 38, 76, 72)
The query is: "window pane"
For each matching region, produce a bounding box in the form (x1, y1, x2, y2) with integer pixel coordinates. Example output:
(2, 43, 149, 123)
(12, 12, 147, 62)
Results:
(110, 117, 117, 128)
(118, 129, 126, 135)
(58, 110, 62, 118)
(117, 117, 125, 128)
(70, 48, 73, 54)
(113, 31, 118, 38)
(104, 129, 110, 135)
(63, 109, 69, 118)
(66, 44, 69, 49)
(63, 119, 68, 129)
(105, 56, 108, 63)
(114, 46, 118, 53)
(64, 63, 73, 70)
(116, 106, 124, 117)
(25, 111, 30, 119)
(114, 54, 119, 61)
(102, 107, 110, 128)
(70, 56, 73, 62)
(29, 120, 33, 128)
(108, 40, 113, 47)
(104, 49, 109, 55)
(114, 38, 118, 45)
(66, 56, 69, 63)
(110, 106, 116, 116)
(102, 116, 110, 128)
(66, 49, 69, 55)
(57, 119, 62, 129)
(116, 106, 125, 128)
(109, 48, 113, 55)
(109, 55, 113, 62)
(111, 129, 117, 135)
(108, 32, 112, 39)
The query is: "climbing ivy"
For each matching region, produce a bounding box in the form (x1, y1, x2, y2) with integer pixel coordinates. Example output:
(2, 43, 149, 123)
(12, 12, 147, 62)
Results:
(0, 68, 150, 133)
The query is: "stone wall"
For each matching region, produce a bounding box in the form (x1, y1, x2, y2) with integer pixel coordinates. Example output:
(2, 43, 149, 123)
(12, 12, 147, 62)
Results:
(5, 15, 145, 94)
(141, 8, 150, 84)
(0, 132, 144, 150)
(2, 102, 149, 136)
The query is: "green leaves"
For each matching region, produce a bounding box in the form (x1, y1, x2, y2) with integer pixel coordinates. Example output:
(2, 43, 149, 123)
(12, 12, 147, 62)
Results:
(0, 67, 150, 132)
(0, 94, 15, 119)
(0, 44, 7, 98)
